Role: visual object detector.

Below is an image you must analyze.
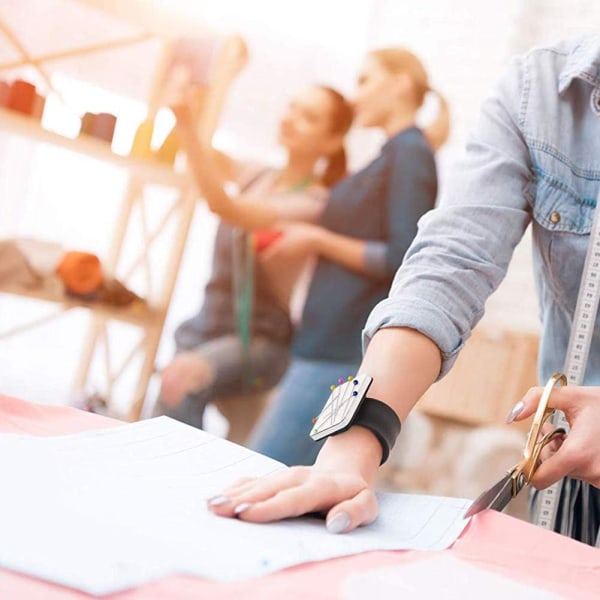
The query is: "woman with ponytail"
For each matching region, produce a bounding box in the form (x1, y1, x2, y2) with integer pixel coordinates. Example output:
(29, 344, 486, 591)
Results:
(244, 47, 447, 466)
(164, 44, 448, 463)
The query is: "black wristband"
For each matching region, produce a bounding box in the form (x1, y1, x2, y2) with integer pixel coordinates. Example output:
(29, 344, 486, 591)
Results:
(309, 375, 401, 464)
(342, 397, 401, 465)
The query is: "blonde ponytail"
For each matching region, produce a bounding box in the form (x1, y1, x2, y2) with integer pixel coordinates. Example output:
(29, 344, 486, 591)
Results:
(369, 48, 449, 151)
(423, 89, 450, 151)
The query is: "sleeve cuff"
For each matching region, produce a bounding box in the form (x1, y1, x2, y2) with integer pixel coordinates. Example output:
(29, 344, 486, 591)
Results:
(363, 241, 388, 278)
(361, 296, 467, 380)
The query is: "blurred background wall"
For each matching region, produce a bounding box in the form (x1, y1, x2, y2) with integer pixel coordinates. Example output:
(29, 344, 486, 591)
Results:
(0, 0, 598, 408)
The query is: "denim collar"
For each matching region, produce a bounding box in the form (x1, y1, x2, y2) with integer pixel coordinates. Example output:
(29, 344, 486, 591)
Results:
(558, 35, 600, 93)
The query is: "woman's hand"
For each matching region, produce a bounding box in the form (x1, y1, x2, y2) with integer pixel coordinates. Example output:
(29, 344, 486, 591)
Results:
(218, 34, 249, 82)
(260, 223, 323, 262)
(509, 385, 600, 489)
(207, 465, 377, 533)
(207, 425, 383, 533)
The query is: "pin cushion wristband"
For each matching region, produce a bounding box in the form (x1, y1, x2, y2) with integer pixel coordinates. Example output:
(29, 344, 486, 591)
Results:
(310, 374, 401, 465)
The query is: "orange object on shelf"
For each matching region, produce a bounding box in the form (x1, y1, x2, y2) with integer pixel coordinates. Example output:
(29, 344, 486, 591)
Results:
(32, 93, 45, 121)
(80, 112, 117, 143)
(130, 119, 155, 159)
(0, 81, 9, 107)
(56, 251, 104, 296)
(8, 79, 36, 115)
(156, 127, 179, 165)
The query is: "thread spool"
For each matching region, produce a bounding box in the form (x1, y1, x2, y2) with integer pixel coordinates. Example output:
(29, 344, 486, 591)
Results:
(156, 127, 179, 165)
(32, 93, 46, 121)
(130, 119, 155, 160)
(80, 112, 96, 135)
(8, 79, 36, 114)
(0, 81, 10, 107)
(79, 112, 117, 143)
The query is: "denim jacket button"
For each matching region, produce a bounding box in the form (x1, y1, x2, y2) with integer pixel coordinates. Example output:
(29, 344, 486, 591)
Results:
(550, 211, 561, 224)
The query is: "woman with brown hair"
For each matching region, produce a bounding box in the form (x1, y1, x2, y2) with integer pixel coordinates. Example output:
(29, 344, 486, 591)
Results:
(155, 40, 354, 430)
(176, 45, 449, 465)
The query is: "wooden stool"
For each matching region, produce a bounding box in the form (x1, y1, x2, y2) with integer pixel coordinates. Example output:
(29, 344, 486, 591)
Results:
(213, 390, 273, 445)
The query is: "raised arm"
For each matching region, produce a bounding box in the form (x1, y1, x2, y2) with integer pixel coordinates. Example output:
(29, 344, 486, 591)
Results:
(174, 105, 282, 230)
(166, 34, 282, 228)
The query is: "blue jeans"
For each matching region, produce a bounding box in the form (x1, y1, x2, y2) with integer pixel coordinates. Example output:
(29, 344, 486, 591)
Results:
(249, 357, 361, 466)
(154, 334, 289, 429)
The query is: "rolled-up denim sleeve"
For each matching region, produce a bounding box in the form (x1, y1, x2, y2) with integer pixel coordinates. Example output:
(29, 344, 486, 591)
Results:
(363, 56, 534, 378)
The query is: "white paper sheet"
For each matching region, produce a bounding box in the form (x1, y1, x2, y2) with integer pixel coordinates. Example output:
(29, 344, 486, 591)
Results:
(0, 417, 471, 595)
(340, 554, 564, 599)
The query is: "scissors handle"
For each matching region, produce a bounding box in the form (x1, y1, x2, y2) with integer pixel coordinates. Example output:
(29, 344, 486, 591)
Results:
(520, 373, 567, 482)
(522, 427, 567, 481)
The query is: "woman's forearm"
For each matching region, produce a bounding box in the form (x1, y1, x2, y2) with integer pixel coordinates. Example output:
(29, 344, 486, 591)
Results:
(175, 108, 279, 230)
(315, 327, 441, 478)
(359, 327, 441, 419)
(314, 229, 390, 277)
(313, 229, 371, 274)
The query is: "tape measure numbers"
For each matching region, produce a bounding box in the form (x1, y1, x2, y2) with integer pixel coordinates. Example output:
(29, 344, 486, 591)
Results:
(534, 189, 600, 530)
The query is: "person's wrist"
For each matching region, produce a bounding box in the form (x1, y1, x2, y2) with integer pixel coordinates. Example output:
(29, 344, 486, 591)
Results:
(315, 426, 382, 484)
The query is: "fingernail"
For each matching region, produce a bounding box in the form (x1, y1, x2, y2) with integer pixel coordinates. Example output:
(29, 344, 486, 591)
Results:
(506, 401, 525, 424)
(326, 512, 350, 534)
(234, 502, 253, 516)
(207, 495, 231, 507)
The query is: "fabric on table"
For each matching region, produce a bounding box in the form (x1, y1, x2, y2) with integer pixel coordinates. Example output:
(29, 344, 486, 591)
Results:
(0, 396, 598, 600)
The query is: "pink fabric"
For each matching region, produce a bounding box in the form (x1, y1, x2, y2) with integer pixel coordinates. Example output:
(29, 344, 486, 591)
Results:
(0, 395, 599, 599)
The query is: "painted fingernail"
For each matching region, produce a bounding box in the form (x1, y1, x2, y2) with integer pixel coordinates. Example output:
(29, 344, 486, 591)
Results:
(234, 502, 253, 516)
(326, 511, 350, 534)
(207, 495, 231, 507)
(506, 401, 525, 424)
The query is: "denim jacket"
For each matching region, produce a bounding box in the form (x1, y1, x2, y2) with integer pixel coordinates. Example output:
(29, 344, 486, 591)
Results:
(363, 35, 600, 383)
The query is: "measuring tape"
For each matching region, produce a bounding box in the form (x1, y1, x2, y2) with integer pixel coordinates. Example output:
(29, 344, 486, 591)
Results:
(534, 189, 600, 531)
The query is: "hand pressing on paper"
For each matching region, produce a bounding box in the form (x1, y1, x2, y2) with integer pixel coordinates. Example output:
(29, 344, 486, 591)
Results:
(207, 425, 383, 534)
(508, 385, 600, 489)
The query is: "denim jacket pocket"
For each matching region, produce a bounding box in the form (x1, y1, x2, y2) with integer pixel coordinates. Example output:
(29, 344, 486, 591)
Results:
(531, 175, 595, 235)
(531, 175, 596, 312)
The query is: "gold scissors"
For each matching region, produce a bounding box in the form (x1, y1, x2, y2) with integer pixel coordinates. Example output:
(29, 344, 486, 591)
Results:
(464, 373, 568, 518)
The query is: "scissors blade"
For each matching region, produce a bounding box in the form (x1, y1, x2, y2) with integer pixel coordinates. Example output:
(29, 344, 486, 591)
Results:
(464, 472, 515, 518)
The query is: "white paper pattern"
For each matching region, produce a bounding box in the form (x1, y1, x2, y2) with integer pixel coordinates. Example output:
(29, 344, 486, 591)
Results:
(0, 417, 471, 595)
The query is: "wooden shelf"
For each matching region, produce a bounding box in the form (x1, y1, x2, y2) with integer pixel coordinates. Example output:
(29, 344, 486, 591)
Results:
(0, 106, 186, 189)
(0, 10, 199, 417)
(0, 283, 159, 328)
